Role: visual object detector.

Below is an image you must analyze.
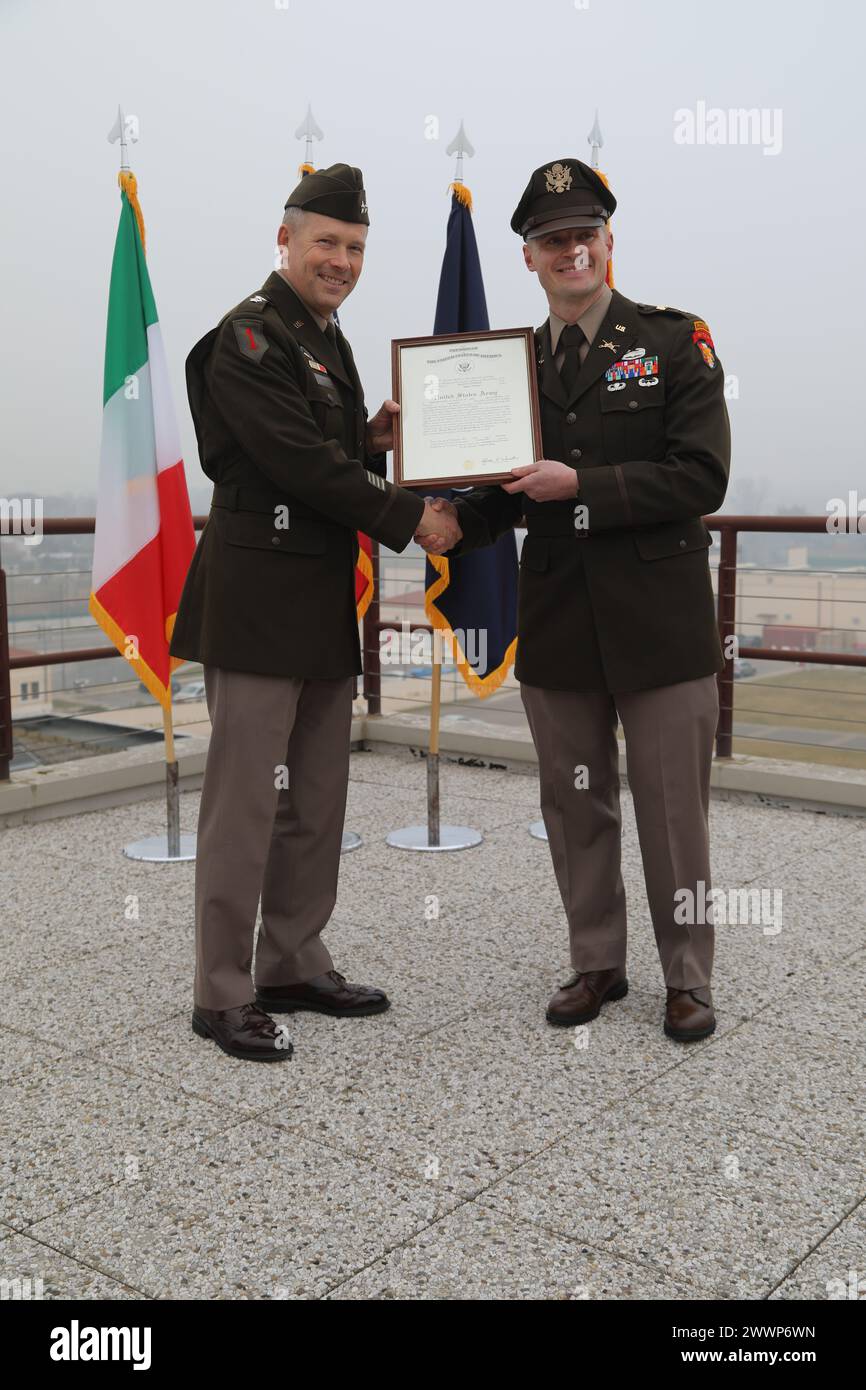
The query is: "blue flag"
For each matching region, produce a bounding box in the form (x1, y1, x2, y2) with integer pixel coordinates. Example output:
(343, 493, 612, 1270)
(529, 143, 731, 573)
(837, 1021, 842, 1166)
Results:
(424, 187, 518, 696)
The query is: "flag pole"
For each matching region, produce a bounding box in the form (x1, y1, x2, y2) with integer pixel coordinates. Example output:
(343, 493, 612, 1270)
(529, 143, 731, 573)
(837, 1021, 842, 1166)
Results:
(103, 107, 194, 863)
(387, 120, 482, 853)
(427, 629, 442, 846)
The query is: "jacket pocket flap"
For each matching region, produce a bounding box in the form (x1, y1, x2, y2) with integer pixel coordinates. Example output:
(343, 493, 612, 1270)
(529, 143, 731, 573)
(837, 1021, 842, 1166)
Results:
(634, 520, 712, 561)
(224, 512, 326, 555)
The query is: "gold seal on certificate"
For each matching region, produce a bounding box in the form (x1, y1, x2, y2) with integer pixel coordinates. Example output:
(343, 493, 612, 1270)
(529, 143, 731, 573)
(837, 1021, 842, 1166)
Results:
(391, 328, 542, 488)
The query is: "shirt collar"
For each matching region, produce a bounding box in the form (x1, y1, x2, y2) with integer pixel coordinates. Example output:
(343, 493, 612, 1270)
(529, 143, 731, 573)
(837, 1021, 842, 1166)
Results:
(549, 282, 613, 355)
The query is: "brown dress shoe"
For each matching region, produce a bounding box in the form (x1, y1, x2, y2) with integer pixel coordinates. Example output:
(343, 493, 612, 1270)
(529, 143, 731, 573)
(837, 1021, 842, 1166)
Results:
(256, 970, 390, 1018)
(546, 968, 628, 1026)
(664, 987, 716, 1042)
(192, 1002, 293, 1061)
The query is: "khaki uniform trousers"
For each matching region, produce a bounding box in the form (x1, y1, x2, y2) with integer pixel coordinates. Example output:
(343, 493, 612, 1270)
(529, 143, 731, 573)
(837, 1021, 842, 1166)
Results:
(193, 665, 354, 1010)
(521, 675, 718, 992)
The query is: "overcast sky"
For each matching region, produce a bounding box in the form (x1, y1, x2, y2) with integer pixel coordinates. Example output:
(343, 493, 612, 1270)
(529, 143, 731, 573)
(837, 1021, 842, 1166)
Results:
(2, 0, 864, 511)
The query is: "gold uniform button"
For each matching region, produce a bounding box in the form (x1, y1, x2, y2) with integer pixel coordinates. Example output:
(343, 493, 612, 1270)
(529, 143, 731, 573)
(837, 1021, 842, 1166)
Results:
(566, 412, 576, 424)
(628, 400, 638, 409)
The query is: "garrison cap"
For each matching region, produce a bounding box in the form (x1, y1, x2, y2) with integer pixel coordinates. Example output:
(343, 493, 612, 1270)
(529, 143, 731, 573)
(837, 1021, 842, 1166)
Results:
(284, 162, 369, 224)
(511, 158, 616, 239)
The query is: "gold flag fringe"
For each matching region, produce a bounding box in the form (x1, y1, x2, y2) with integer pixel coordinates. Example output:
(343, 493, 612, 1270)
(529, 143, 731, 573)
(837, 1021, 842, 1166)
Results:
(595, 168, 614, 288)
(118, 170, 146, 255)
(448, 181, 473, 211)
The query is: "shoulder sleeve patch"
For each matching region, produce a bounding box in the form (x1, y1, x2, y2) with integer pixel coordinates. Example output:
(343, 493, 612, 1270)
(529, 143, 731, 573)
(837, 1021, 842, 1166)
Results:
(691, 318, 716, 366)
(232, 318, 269, 363)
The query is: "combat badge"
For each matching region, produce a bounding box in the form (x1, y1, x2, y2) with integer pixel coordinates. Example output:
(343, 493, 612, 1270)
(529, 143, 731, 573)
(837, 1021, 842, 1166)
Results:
(233, 320, 268, 363)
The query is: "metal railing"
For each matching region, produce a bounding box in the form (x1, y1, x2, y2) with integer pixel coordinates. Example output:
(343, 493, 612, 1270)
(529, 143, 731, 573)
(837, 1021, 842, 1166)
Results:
(1, 515, 864, 781)
(361, 516, 866, 761)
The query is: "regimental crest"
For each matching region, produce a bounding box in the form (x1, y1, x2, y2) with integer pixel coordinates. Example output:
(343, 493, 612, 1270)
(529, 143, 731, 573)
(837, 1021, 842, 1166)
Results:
(544, 162, 573, 194)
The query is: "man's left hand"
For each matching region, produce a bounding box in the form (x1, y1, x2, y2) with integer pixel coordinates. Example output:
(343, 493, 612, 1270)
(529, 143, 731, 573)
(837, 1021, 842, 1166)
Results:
(501, 459, 578, 501)
(366, 399, 400, 453)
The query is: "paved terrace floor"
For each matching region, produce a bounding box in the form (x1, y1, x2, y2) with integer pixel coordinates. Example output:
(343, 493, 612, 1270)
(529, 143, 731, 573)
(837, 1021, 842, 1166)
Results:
(1, 748, 864, 1301)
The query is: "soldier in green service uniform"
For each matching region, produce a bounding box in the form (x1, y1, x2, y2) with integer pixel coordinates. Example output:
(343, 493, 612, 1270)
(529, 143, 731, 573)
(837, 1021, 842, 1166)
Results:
(421, 158, 731, 1042)
(171, 163, 449, 1061)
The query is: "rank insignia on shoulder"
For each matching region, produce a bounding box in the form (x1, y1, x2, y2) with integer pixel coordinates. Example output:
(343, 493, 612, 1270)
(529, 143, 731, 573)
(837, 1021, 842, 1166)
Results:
(636, 303, 690, 318)
(232, 319, 269, 363)
(248, 294, 268, 304)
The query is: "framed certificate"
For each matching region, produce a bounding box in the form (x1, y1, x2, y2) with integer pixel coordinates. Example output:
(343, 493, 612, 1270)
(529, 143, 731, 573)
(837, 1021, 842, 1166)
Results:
(391, 328, 542, 488)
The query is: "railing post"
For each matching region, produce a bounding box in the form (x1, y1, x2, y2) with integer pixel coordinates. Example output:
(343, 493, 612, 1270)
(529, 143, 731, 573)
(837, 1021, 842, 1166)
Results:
(715, 524, 738, 758)
(363, 539, 381, 716)
(0, 540, 12, 781)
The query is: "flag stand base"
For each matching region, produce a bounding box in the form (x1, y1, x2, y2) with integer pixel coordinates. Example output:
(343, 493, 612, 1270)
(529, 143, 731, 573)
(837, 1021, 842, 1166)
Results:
(386, 824, 482, 852)
(529, 819, 548, 841)
(341, 831, 362, 853)
(123, 833, 197, 863)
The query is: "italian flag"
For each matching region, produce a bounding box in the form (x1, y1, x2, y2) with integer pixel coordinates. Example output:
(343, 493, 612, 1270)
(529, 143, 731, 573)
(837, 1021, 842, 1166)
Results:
(89, 176, 195, 707)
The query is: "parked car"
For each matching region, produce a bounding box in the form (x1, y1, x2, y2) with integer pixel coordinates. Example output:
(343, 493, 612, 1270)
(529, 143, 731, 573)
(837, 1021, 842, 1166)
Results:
(138, 677, 181, 697)
(733, 658, 757, 679)
(175, 680, 207, 702)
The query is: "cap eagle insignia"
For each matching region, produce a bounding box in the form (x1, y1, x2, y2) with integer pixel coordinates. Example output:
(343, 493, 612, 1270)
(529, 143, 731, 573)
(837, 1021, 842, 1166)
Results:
(544, 163, 573, 194)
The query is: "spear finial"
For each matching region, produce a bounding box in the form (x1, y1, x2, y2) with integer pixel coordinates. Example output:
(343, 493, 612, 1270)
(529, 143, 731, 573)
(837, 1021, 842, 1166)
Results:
(107, 105, 131, 173)
(587, 109, 604, 170)
(446, 119, 475, 185)
(294, 103, 324, 173)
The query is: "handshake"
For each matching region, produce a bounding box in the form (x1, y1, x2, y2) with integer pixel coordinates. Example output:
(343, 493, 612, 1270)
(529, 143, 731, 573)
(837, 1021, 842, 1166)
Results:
(414, 496, 462, 556)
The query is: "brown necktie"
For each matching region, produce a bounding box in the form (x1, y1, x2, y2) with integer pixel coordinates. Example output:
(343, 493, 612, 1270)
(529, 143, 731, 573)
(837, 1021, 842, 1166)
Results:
(558, 322, 586, 395)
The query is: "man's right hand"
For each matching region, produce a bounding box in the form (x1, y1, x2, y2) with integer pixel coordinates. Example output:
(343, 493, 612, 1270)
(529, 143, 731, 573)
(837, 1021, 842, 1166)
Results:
(415, 497, 462, 555)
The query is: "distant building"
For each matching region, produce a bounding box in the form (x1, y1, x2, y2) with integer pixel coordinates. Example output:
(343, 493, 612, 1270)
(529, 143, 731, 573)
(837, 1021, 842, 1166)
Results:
(9, 648, 52, 717)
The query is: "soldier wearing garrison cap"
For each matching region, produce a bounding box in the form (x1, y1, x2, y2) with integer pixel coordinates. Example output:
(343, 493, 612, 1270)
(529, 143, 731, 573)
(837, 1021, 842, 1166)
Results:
(171, 163, 449, 1061)
(421, 157, 731, 1043)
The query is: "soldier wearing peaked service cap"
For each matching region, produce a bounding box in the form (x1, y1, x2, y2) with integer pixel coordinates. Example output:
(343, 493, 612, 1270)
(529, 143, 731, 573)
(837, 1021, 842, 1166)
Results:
(171, 163, 450, 1061)
(421, 156, 731, 1043)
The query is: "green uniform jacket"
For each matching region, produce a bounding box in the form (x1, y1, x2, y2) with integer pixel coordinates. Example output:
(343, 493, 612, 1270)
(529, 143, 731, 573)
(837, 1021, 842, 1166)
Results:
(170, 273, 424, 679)
(451, 288, 731, 692)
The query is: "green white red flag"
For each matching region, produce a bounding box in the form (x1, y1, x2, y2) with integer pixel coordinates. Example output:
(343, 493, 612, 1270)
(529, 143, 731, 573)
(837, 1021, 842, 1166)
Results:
(89, 178, 195, 707)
